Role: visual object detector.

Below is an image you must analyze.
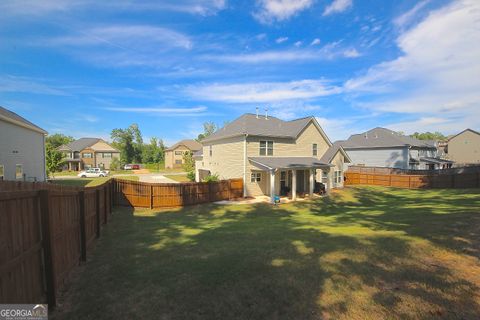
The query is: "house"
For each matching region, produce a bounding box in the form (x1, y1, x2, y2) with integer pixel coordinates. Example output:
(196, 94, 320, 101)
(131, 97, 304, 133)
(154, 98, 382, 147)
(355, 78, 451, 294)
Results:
(0, 106, 47, 181)
(338, 127, 453, 170)
(165, 139, 202, 169)
(445, 129, 480, 165)
(194, 113, 351, 202)
(58, 138, 120, 171)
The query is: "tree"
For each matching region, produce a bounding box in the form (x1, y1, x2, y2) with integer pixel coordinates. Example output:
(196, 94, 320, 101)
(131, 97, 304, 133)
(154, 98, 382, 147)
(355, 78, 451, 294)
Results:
(46, 133, 74, 148)
(109, 157, 121, 171)
(411, 131, 447, 141)
(142, 137, 165, 164)
(111, 124, 144, 164)
(45, 144, 65, 178)
(182, 151, 195, 181)
(197, 122, 217, 141)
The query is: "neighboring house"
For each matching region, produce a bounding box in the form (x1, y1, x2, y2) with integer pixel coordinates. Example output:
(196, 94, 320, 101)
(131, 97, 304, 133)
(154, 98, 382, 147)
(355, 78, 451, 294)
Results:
(165, 139, 202, 169)
(58, 138, 120, 171)
(445, 129, 480, 165)
(0, 106, 47, 181)
(338, 127, 453, 170)
(194, 113, 351, 202)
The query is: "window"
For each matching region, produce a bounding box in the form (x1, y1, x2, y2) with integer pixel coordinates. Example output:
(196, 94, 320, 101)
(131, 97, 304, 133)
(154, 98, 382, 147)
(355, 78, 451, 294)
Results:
(250, 172, 261, 182)
(175, 151, 183, 155)
(321, 170, 328, 183)
(312, 143, 318, 156)
(259, 141, 273, 156)
(0, 165, 4, 180)
(209, 146, 212, 157)
(175, 159, 182, 164)
(334, 170, 342, 185)
(16, 164, 23, 180)
(82, 153, 93, 158)
(102, 153, 112, 158)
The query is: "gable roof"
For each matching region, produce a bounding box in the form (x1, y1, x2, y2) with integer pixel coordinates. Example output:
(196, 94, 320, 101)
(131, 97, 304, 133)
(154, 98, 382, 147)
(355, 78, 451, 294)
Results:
(319, 142, 352, 163)
(166, 139, 202, 151)
(0, 106, 47, 134)
(338, 127, 436, 149)
(448, 128, 480, 142)
(58, 138, 101, 152)
(202, 113, 332, 146)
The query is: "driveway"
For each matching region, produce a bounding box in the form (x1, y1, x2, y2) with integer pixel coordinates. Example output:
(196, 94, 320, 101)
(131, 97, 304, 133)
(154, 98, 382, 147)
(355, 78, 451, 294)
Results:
(138, 174, 179, 183)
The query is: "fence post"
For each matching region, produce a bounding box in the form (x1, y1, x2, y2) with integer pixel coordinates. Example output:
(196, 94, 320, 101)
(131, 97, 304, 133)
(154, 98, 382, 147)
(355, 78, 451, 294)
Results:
(79, 191, 87, 262)
(39, 189, 56, 309)
(96, 189, 101, 238)
(451, 174, 455, 188)
(150, 185, 154, 209)
(104, 184, 108, 218)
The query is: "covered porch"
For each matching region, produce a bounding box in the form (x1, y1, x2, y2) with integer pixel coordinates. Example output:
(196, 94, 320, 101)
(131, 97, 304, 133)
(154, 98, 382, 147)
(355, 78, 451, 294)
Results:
(249, 157, 333, 203)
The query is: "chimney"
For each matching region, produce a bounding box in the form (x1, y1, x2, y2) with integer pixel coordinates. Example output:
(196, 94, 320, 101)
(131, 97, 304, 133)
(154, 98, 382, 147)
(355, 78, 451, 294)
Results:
(256, 107, 259, 119)
(265, 108, 268, 120)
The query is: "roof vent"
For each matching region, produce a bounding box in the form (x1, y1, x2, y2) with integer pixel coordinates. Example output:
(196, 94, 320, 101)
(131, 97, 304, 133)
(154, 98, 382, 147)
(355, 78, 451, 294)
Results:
(265, 108, 268, 120)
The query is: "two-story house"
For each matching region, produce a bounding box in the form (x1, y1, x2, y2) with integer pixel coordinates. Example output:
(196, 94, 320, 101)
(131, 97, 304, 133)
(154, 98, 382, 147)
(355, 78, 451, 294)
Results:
(338, 127, 453, 170)
(445, 129, 480, 165)
(0, 106, 47, 181)
(194, 113, 351, 202)
(58, 138, 120, 171)
(165, 139, 202, 169)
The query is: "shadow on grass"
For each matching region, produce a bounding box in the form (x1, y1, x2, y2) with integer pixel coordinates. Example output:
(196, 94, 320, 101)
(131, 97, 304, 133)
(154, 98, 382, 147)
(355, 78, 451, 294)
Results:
(53, 187, 480, 320)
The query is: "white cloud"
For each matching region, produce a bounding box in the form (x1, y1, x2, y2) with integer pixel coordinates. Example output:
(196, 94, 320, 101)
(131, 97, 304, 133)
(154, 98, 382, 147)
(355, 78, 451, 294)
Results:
(323, 0, 352, 16)
(205, 42, 360, 63)
(276, 37, 289, 44)
(184, 79, 341, 103)
(384, 117, 472, 135)
(345, 0, 480, 133)
(253, 0, 314, 24)
(310, 38, 321, 46)
(294, 41, 303, 47)
(0, 75, 68, 95)
(394, 0, 430, 28)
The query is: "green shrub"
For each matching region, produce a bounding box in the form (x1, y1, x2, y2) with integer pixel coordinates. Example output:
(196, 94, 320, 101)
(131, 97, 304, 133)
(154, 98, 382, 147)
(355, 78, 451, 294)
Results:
(110, 158, 121, 171)
(203, 173, 219, 183)
(187, 171, 196, 182)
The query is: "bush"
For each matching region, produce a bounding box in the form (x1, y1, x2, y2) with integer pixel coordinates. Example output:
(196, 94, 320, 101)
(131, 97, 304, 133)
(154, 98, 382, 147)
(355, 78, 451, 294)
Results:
(110, 158, 121, 171)
(203, 173, 219, 183)
(187, 171, 196, 182)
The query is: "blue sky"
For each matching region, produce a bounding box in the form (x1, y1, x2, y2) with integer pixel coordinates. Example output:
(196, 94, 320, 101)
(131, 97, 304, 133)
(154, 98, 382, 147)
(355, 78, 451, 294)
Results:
(1, 0, 479, 145)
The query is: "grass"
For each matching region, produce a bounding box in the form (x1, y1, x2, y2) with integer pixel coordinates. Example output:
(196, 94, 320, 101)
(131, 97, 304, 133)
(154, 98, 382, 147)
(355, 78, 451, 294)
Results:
(53, 186, 480, 319)
(163, 174, 191, 182)
(52, 175, 138, 187)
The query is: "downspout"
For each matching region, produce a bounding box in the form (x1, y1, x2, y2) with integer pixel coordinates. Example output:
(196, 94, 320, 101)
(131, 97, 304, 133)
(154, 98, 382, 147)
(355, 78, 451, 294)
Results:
(43, 134, 47, 181)
(243, 134, 248, 197)
(407, 145, 411, 170)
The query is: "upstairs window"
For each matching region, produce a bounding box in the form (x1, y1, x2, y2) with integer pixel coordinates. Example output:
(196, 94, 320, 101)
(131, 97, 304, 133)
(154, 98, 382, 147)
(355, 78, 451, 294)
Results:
(175, 151, 183, 155)
(312, 143, 318, 156)
(259, 141, 273, 156)
(82, 153, 93, 158)
(209, 146, 212, 157)
(102, 153, 112, 158)
(16, 164, 23, 180)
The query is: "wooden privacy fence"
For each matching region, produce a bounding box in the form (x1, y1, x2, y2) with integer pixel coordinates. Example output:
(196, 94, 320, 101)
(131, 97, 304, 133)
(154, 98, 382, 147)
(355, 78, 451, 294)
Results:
(113, 178, 244, 208)
(345, 171, 480, 189)
(0, 180, 113, 309)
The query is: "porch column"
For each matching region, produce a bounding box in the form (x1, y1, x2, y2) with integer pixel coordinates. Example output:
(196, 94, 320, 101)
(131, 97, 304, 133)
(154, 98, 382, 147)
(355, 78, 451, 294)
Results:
(309, 169, 315, 198)
(326, 168, 333, 194)
(270, 170, 276, 203)
(292, 170, 297, 201)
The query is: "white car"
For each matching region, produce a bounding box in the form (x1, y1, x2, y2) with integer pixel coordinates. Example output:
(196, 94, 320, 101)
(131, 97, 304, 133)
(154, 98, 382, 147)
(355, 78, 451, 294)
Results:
(78, 168, 109, 178)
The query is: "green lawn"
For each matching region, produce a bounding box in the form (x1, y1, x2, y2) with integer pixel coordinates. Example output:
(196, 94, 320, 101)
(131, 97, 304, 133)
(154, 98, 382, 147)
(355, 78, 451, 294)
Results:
(163, 173, 191, 182)
(53, 186, 480, 319)
(52, 175, 138, 187)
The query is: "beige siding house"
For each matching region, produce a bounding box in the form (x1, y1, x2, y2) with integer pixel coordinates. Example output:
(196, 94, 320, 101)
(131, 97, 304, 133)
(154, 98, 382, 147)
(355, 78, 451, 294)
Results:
(165, 139, 202, 169)
(194, 113, 351, 202)
(446, 129, 480, 165)
(58, 138, 120, 170)
(0, 106, 47, 181)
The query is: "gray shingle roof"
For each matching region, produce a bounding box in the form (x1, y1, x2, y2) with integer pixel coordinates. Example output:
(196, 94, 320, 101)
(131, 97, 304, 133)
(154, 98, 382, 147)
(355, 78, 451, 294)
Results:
(202, 113, 320, 143)
(0, 106, 47, 134)
(249, 157, 332, 170)
(338, 127, 436, 149)
(58, 138, 101, 152)
(166, 139, 202, 151)
(319, 142, 352, 163)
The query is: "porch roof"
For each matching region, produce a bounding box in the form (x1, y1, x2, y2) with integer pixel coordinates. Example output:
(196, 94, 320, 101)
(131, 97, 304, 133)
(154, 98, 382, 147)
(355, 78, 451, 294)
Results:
(419, 157, 454, 164)
(249, 157, 333, 171)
